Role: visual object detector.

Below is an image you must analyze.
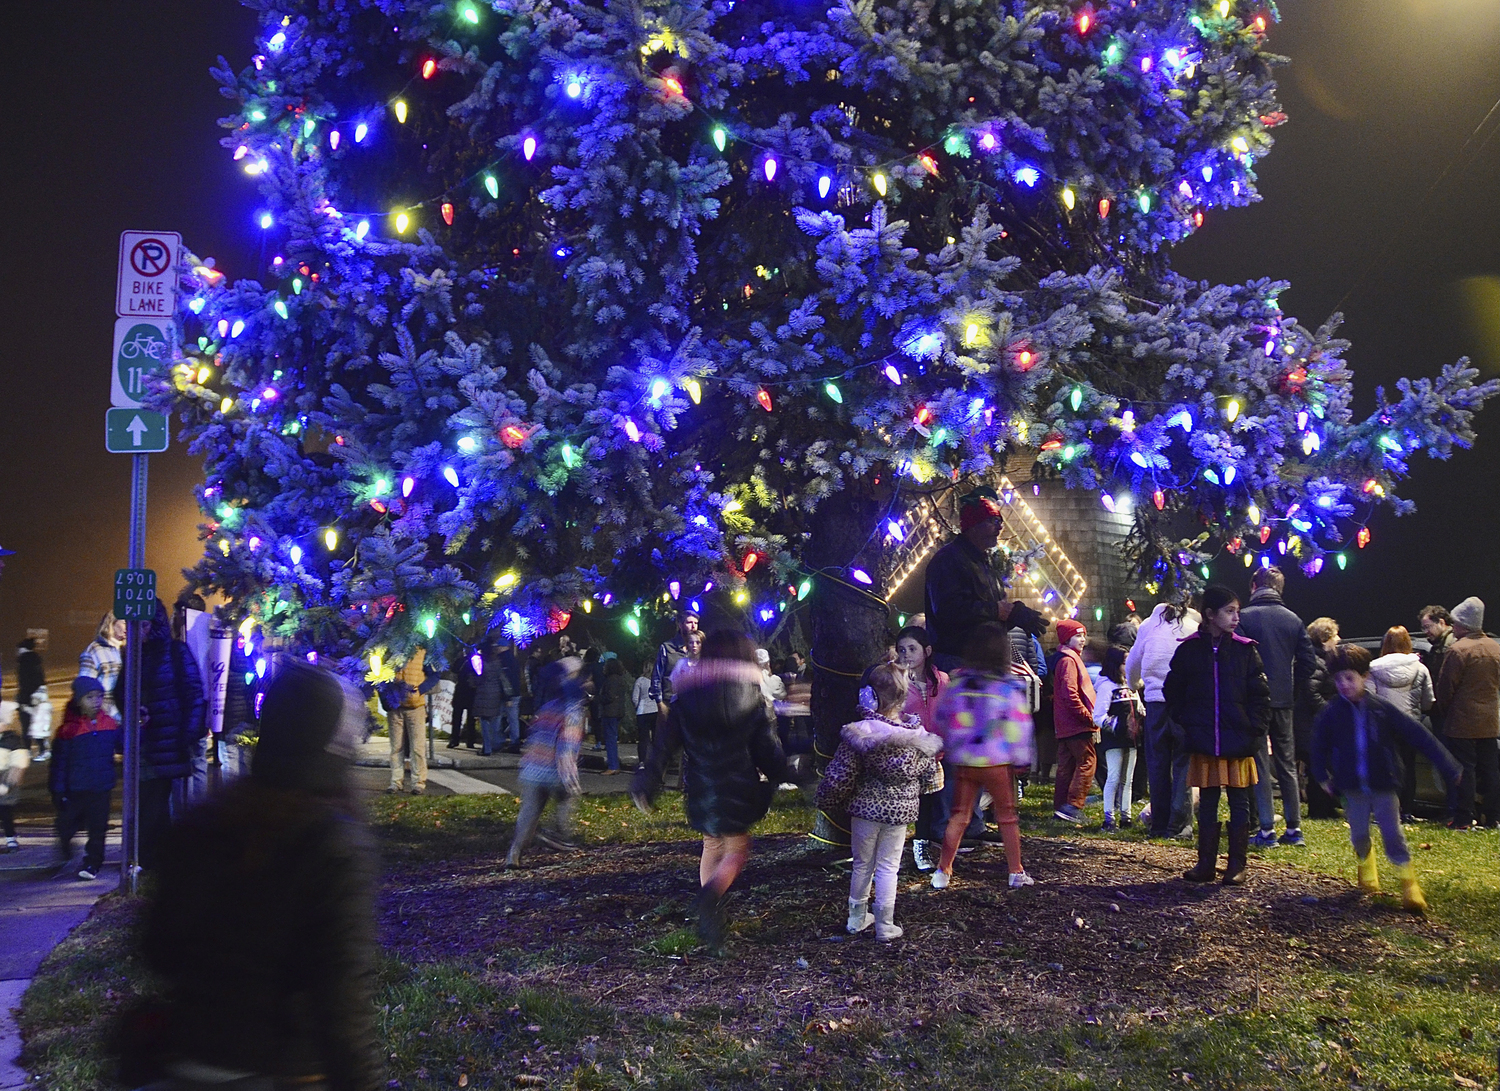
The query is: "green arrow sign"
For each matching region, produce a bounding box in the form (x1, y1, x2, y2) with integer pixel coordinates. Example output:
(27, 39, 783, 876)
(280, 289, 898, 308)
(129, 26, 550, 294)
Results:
(106, 408, 169, 453)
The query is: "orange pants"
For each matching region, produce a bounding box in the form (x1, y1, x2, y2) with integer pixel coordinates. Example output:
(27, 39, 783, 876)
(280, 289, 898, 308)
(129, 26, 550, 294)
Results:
(938, 765, 1022, 876)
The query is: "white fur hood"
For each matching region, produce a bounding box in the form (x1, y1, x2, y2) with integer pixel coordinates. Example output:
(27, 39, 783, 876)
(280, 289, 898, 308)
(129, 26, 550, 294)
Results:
(840, 716, 942, 755)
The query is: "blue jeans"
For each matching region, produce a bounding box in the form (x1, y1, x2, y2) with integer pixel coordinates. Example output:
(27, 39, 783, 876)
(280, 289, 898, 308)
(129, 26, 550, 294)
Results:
(1143, 700, 1192, 835)
(503, 697, 522, 747)
(480, 715, 504, 755)
(601, 716, 621, 771)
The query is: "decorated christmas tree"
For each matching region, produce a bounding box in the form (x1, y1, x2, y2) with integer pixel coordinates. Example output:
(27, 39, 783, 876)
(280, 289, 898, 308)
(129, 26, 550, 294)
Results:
(166, 0, 1495, 700)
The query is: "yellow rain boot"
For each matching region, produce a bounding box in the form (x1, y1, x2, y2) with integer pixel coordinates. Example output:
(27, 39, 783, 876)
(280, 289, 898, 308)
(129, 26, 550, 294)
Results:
(1394, 862, 1427, 914)
(1355, 850, 1380, 895)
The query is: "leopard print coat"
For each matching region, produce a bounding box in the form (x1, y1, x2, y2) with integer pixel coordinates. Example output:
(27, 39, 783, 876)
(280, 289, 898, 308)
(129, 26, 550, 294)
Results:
(816, 715, 943, 825)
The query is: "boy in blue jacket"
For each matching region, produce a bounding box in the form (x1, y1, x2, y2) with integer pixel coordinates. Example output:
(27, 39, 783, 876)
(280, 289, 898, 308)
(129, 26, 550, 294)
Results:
(50, 677, 121, 880)
(1312, 645, 1462, 913)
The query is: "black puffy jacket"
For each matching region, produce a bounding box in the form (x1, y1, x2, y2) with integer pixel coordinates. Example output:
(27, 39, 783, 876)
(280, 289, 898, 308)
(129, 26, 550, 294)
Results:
(139, 635, 208, 781)
(1163, 630, 1271, 759)
(635, 659, 787, 836)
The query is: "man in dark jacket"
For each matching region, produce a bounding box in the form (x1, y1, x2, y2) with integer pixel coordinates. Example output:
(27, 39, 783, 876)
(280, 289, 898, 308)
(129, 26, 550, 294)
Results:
(924, 488, 1047, 674)
(134, 600, 208, 869)
(1418, 605, 1455, 737)
(1236, 567, 1318, 847)
(143, 660, 382, 1091)
(649, 609, 699, 713)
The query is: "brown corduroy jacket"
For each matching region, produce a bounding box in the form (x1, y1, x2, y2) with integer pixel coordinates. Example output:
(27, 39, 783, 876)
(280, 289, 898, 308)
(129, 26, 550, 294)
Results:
(1436, 632, 1500, 739)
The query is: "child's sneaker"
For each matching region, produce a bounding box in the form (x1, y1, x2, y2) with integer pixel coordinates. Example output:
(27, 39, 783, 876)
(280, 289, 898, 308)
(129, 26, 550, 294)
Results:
(911, 840, 936, 872)
(1101, 815, 1117, 832)
(2, 837, 18, 853)
(1251, 828, 1280, 849)
(930, 869, 951, 890)
(1053, 805, 1083, 825)
(77, 866, 99, 882)
(1278, 828, 1305, 847)
(1008, 871, 1035, 889)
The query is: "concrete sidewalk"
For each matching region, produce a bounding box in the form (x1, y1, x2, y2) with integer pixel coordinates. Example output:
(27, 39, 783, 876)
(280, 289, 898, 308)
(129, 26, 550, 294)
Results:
(0, 836, 122, 1090)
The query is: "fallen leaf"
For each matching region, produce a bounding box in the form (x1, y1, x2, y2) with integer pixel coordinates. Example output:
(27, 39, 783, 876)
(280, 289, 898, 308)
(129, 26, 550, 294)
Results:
(458, 1075, 469, 1087)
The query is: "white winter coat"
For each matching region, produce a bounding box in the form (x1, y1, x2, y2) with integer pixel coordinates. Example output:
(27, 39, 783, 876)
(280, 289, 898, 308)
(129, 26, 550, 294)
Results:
(1368, 652, 1434, 723)
(1125, 603, 1201, 704)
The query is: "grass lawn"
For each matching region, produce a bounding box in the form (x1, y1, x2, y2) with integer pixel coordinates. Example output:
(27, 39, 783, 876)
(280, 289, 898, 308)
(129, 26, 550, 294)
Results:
(18, 790, 1498, 1090)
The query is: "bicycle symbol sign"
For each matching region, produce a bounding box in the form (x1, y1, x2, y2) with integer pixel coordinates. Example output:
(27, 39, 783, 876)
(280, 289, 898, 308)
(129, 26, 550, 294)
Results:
(111, 317, 174, 409)
(130, 238, 172, 278)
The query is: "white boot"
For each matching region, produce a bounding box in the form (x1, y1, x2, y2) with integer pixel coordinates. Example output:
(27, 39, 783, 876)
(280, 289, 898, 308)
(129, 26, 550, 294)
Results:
(874, 901, 903, 941)
(846, 898, 874, 934)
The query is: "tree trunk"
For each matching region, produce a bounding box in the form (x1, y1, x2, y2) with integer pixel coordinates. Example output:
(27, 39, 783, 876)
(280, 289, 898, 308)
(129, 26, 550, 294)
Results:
(805, 486, 890, 849)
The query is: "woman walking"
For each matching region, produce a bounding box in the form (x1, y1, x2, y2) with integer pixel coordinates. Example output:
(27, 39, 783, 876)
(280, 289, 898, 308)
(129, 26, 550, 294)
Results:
(1164, 586, 1271, 885)
(598, 656, 633, 773)
(929, 622, 1036, 891)
(632, 630, 787, 948)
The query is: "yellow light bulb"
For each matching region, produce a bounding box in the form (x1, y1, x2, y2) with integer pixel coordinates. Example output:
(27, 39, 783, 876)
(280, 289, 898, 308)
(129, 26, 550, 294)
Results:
(369, 651, 382, 675)
(1226, 399, 1241, 423)
(495, 572, 518, 589)
(197, 366, 212, 384)
(395, 212, 410, 233)
(394, 100, 408, 123)
(685, 378, 702, 404)
(873, 173, 887, 197)
(965, 322, 980, 346)
(1218, 0, 1230, 15)
(1062, 186, 1076, 210)
(324, 528, 338, 549)
(220, 397, 233, 413)
(1231, 136, 1249, 154)
(582, 599, 592, 613)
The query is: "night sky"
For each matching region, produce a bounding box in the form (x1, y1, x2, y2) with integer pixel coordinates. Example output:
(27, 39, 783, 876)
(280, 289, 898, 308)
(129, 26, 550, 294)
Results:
(0, 1, 1496, 673)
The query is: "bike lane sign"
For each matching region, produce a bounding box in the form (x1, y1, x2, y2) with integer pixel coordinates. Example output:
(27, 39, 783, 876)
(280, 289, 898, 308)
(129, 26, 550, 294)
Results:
(116, 230, 180, 318)
(111, 317, 175, 408)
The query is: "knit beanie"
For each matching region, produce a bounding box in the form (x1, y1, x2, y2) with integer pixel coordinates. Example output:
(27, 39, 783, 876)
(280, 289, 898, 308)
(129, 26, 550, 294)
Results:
(252, 659, 355, 794)
(1451, 596, 1485, 633)
(71, 676, 104, 700)
(959, 493, 1004, 532)
(1056, 619, 1087, 645)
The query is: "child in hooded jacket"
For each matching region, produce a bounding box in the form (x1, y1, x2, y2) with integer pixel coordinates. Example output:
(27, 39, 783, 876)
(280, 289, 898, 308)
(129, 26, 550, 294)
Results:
(50, 676, 121, 880)
(817, 663, 942, 941)
(929, 622, 1037, 891)
(1313, 644, 1461, 913)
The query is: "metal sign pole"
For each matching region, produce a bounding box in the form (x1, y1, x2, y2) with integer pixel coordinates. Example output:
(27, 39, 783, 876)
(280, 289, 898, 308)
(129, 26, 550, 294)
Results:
(120, 453, 148, 894)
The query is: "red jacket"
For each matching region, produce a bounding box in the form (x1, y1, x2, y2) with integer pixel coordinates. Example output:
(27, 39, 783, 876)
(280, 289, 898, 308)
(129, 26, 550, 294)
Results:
(1052, 647, 1097, 739)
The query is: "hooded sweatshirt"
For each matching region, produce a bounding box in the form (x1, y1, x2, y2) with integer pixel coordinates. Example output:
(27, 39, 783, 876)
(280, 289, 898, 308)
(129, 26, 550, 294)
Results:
(1367, 652, 1434, 724)
(1125, 603, 1200, 704)
(815, 715, 943, 825)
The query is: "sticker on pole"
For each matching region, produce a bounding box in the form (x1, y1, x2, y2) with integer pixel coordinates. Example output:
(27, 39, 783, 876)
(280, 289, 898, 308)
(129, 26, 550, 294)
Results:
(106, 408, 169, 453)
(111, 317, 174, 408)
(114, 569, 157, 621)
(116, 230, 181, 318)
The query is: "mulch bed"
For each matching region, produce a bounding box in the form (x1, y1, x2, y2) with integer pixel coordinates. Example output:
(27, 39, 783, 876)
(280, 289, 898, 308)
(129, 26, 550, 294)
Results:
(380, 830, 1439, 1033)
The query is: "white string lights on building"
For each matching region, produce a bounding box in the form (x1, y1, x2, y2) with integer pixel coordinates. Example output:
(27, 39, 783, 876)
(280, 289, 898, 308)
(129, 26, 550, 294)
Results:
(885, 474, 1088, 622)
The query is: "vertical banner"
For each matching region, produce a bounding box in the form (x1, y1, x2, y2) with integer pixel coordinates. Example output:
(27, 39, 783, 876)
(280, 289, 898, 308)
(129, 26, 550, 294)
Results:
(206, 626, 233, 735)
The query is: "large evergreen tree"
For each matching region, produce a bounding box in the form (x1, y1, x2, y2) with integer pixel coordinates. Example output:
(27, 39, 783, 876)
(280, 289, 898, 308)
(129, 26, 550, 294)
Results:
(165, 0, 1495, 687)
